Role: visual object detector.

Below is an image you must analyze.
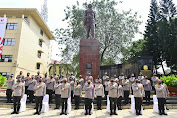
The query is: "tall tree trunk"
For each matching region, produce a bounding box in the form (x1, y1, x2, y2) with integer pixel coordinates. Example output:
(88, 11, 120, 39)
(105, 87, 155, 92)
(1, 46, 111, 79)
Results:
(100, 47, 107, 64)
(155, 65, 158, 74)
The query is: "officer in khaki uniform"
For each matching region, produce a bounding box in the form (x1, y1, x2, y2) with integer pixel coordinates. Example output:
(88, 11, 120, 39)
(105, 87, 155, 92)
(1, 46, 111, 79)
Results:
(11, 79, 25, 114)
(162, 80, 169, 110)
(28, 75, 37, 103)
(151, 73, 159, 94)
(119, 73, 124, 85)
(60, 78, 71, 115)
(108, 78, 118, 115)
(85, 73, 93, 83)
(132, 79, 145, 115)
(122, 76, 130, 104)
(68, 72, 75, 102)
(34, 79, 46, 115)
(6, 74, 14, 103)
(54, 80, 61, 109)
(104, 77, 110, 99)
(155, 80, 167, 115)
(95, 80, 104, 110)
(42, 73, 48, 84)
(117, 82, 124, 110)
(129, 74, 135, 94)
(142, 76, 151, 105)
(74, 80, 82, 110)
(84, 80, 95, 115)
(95, 75, 102, 84)
(46, 75, 55, 104)
(78, 75, 84, 89)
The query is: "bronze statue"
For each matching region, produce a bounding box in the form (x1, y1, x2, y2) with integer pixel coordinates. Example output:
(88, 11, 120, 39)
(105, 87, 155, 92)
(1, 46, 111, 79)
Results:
(84, 4, 96, 39)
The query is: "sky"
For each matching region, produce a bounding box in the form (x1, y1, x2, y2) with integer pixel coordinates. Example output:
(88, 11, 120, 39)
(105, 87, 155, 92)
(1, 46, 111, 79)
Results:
(0, 0, 177, 72)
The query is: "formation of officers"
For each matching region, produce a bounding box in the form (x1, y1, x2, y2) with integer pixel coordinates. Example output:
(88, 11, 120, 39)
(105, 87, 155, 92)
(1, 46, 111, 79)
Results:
(6, 71, 169, 116)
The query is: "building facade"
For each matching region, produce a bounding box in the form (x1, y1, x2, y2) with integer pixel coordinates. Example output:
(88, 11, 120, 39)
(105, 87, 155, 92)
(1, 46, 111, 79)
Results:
(0, 8, 55, 78)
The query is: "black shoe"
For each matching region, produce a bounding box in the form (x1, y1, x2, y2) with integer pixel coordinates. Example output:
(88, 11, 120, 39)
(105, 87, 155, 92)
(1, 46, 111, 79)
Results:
(89, 113, 91, 115)
(100, 108, 102, 110)
(65, 113, 67, 115)
(139, 113, 142, 115)
(166, 108, 169, 110)
(110, 112, 113, 115)
(159, 113, 162, 115)
(33, 112, 38, 115)
(163, 113, 167, 115)
(74, 107, 78, 110)
(16, 111, 19, 114)
(60, 112, 64, 115)
(6, 101, 9, 103)
(9, 101, 13, 103)
(97, 108, 99, 110)
(85, 113, 88, 115)
(11, 111, 16, 114)
(136, 113, 139, 115)
(54, 107, 59, 110)
(114, 112, 118, 115)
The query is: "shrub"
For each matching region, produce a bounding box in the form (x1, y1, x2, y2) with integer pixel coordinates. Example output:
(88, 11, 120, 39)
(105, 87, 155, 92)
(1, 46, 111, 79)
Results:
(0, 75, 7, 87)
(160, 75, 177, 87)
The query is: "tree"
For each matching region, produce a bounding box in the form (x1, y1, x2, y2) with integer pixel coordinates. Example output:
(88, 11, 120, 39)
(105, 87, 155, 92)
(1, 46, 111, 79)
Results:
(55, 0, 141, 66)
(144, 0, 161, 74)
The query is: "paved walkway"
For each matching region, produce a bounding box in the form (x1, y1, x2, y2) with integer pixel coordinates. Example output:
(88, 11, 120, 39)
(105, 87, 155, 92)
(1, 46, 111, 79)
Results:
(0, 108, 176, 118)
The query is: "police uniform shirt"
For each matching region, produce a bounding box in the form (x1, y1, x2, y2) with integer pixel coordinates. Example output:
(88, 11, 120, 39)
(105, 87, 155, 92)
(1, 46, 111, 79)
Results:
(151, 76, 159, 86)
(119, 76, 124, 85)
(108, 82, 118, 98)
(60, 83, 71, 98)
(79, 78, 84, 89)
(129, 77, 135, 87)
(105, 81, 110, 92)
(46, 78, 55, 90)
(74, 84, 82, 96)
(132, 83, 145, 97)
(6, 78, 15, 89)
(34, 82, 46, 96)
(95, 78, 102, 84)
(85, 76, 93, 83)
(102, 75, 109, 85)
(155, 84, 166, 98)
(23, 77, 30, 86)
(54, 83, 61, 95)
(142, 79, 151, 91)
(83, 83, 95, 99)
(122, 79, 130, 91)
(12, 83, 25, 96)
(68, 76, 75, 91)
(28, 79, 37, 91)
(118, 85, 124, 97)
(95, 83, 104, 97)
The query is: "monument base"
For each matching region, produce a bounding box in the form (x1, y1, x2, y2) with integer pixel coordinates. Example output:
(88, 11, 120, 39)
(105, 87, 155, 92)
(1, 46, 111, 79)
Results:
(79, 39, 100, 82)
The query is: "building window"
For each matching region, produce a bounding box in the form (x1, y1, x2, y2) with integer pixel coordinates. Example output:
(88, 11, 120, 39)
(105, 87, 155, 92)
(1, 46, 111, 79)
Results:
(40, 29, 43, 36)
(39, 40, 42, 47)
(0, 55, 13, 62)
(6, 23, 17, 30)
(3, 39, 15, 46)
(38, 52, 41, 58)
(0, 72, 10, 78)
(37, 63, 40, 69)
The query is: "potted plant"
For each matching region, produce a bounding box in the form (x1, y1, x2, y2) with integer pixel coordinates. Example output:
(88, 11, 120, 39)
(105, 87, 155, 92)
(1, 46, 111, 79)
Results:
(160, 75, 177, 96)
(0, 75, 7, 89)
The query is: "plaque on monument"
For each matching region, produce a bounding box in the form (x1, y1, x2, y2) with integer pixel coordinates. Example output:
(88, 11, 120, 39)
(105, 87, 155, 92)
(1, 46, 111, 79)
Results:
(86, 63, 92, 74)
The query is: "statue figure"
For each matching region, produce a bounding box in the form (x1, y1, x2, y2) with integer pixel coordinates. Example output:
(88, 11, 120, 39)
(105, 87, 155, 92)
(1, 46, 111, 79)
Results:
(84, 4, 96, 39)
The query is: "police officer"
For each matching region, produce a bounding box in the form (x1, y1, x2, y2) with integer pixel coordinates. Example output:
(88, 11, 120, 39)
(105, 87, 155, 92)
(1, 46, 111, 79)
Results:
(78, 75, 84, 89)
(104, 77, 110, 99)
(122, 76, 130, 104)
(42, 73, 48, 84)
(35, 71, 42, 82)
(23, 72, 30, 95)
(68, 72, 75, 102)
(95, 75, 102, 84)
(151, 73, 159, 94)
(108, 78, 118, 115)
(60, 78, 71, 115)
(102, 72, 109, 92)
(84, 80, 95, 115)
(132, 79, 145, 115)
(129, 74, 135, 95)
(114, 75, 119, 83)
(138, 73, 144, 83)
(54, 80, 61, 109)
(155, 80, 167, 115)
(162, 80, 169, 110)
(54, 72, 59, 83)
(28, 75, 37, 103)
(117, 81, 124, 110)
(34, 78, 46, 115)
(11, 79, 25, 114)
(6, 74, 14, 103)
(85, 73, 93, 83)
(95, 80, 104, 110)
(142, 76, 151, 105)
(74, 80, 82, 110)
(119, 73, 124, 85)
(46, 75, 55, 104)
(16, 71, 24, 82)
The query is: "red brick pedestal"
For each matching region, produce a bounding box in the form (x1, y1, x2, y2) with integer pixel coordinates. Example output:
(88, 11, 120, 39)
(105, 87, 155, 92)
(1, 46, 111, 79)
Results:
(79, 39, 100, 82)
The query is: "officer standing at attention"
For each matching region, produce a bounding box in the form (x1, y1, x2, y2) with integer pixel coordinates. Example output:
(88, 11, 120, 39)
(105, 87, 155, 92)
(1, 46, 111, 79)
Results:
(142, 76, 151, 105)
(95, 80, 104, 110)
(95, 75, 102, 84)
(85, 73, 93, 83)
(78, 75, 84, 89)
(104, 77, 110, 99)
(42, 73, 48, 84)
(68, 72, 75, 102)
(138, 73, 144, 83)
(74, 80, 82, 110)
(16, 71, 24, 82)
(28, 75, 37, 103)
(108, 78, 118, 115)
(6, 74, 14, 103)
(60, 78, 71, 115)
(117, 81, 124, 110)
(132, 79, 145, 115)
(119, 73, 124, 85)
(23, 72, 30, 95)
(33, 78, 46, 115)
(155, 80, 167, 115)
(151, 73, 159, 94)
(11, 79, 25, 114)
(84, 80, 95, 115)
(122, 76, 130, 104)
(162, 80, 169, 110)
(35, 71, 42, 82)
(102, 72, 109, 92)
(54, 72, 59, 83)
(46, 75, 55, 104)
(54, 80, 61, 109)
(129, 74, 135, 95)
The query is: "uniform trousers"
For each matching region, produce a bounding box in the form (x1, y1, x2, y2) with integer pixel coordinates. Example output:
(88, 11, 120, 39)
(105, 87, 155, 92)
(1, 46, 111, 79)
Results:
(61, 98, 68, 113)
(85, 98, 92, 114)
(55, 94, 61, 108)
(35, 96, 43, 113)
(28, 90, 34, 103)
(157, 98, 165, 114)
(74, 95, 80, 109)
(46, 89, 53, 103)
(6, 89, 12, 102)
(13, 96, 21, 113)
(124, 90, 129, 104)
(110, 97, 117, 113)
(96, 96, 102, 109)
(145, 91, 150, 104)
(71, 90, 74, 102)
(25, 86, 28, 95)
(135, 97, 142, 114)
(117, 96, 122, 109)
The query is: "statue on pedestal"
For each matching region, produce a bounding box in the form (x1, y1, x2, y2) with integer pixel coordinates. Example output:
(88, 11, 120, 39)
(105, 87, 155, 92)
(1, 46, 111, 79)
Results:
(84, 4, 96, 39)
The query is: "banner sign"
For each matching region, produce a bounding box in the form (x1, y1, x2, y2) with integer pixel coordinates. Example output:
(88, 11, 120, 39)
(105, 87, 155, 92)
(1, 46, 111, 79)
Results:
(0, 17, 7, 56)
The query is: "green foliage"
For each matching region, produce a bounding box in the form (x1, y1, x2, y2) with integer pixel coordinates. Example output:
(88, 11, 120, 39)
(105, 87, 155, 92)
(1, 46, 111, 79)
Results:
(0, 75, 7, 87)
(161, 75, 177, 87)
(55, 0, 141, 65)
